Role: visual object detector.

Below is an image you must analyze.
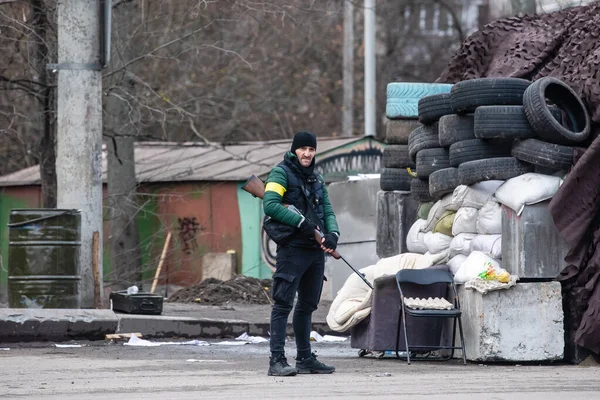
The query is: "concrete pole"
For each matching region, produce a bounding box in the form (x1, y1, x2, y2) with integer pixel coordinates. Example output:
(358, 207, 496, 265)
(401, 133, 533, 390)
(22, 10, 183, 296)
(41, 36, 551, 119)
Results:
(364, 0, 376, 137)
(56, 0, 103, 308)
(342, 0, 354, 137)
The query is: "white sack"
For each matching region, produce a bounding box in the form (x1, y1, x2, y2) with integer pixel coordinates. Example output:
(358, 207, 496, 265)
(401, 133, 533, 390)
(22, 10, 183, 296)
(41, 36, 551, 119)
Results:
(452, 181, 504, 209)
(470, 234, 502, 259)
(494, 173, 563, 216)
(454, 251, 501, 284)
(451, 207, 479, 235)
(423, 193, 459, 232)
(449, 233, 477, 258)
(448, 254, 468, 275)
(476, 200, 502, 234)
(407, 219, 428, 254)
(424, 231, 453, 255)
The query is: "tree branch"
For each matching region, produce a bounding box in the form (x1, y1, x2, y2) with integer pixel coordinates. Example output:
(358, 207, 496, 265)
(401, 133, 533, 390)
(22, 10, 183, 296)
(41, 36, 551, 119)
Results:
(433, 0, 465, 43)
(103, 20, 218, 79)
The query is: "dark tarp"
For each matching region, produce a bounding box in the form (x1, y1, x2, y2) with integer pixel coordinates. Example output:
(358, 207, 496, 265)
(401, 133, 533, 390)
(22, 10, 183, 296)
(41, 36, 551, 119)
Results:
(437, 3, 600, 355)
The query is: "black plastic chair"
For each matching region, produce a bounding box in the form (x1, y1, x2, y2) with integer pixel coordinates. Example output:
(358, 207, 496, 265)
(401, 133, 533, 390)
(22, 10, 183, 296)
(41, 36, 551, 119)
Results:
(395, 269, 467, 365)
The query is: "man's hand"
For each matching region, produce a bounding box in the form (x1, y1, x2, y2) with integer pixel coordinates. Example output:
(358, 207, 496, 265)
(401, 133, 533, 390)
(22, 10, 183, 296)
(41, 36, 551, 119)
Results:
(320, 232, 338, 254)
(298, 218, 318, 240)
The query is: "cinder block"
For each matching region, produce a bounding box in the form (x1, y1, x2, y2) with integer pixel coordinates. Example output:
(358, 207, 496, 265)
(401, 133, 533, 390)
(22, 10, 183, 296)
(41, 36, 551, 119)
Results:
(502, 202, 569, 279)
(202, 252, 236, 281)
(456, 282, 564, 362)
(376, 190, 418, 258)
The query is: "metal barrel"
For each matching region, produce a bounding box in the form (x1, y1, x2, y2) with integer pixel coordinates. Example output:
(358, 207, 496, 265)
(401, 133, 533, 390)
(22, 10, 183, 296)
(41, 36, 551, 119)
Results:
(8, 209, 81, 308)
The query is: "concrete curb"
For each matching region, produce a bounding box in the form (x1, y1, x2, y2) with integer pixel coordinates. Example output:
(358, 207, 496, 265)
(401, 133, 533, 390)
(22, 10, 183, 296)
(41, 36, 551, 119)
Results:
(0, 309, 335, 342)
(0, 309, 118, 342)
(116, 313, 333, 339)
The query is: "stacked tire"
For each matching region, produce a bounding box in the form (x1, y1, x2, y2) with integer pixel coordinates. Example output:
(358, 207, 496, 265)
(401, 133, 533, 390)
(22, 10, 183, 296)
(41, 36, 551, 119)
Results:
(408, 93, 454, 202)
(409, 77, 590, 194)
(381, 82, 452, 193)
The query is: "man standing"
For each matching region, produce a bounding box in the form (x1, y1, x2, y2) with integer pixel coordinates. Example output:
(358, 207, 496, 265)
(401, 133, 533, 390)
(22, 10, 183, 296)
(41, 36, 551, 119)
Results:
(263, 131, 340, 376)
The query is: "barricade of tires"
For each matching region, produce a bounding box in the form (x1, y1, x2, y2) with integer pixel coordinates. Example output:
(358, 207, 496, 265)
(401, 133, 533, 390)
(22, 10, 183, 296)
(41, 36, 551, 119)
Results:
(405, 76, 590, 200)
(381, 82, 452, 192)
(402, 76, 591, 279)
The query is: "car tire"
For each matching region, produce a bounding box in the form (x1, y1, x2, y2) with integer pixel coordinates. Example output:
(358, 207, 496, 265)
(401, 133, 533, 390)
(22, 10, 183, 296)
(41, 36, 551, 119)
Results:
(450, 78, 531, 113)
(458, 157, 534, 186)
(523, 77, 591, 144)
(511, 138, 574, 171)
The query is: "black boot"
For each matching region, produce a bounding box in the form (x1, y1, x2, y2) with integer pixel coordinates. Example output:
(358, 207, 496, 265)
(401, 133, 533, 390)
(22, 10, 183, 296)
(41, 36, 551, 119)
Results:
(268, 354, 298, 376)
(296, 353, 335, 374)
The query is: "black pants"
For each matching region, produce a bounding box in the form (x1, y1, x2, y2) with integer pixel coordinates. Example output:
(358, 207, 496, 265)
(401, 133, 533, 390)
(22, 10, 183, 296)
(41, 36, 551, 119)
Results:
(269, 245, 325, 359)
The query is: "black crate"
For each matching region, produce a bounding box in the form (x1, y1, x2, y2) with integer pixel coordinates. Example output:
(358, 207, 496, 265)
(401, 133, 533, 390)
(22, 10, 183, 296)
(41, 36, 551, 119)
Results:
(110, 291, 164, 315)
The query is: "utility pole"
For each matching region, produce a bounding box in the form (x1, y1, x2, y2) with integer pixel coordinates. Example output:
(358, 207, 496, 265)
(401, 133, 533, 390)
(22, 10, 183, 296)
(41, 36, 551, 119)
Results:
(342, 0, 354, 137)
(364, 0, 376, 137)
(55, 0, 103, 308)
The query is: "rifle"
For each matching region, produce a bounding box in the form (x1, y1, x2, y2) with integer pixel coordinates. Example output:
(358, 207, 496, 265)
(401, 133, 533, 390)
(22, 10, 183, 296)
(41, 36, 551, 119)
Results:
(242, 174, 373, 289)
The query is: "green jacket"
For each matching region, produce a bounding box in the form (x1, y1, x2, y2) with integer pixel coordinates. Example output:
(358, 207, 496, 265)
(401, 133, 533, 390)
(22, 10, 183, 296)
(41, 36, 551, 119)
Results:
(264, 153, 340, 235)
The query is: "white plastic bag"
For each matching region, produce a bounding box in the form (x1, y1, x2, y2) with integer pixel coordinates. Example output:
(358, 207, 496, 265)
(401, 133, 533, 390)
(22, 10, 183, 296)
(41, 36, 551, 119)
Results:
(494, 173, 563, 216)
(448, 254, 468, 275)
(452, 181, 504, 209)
(470, 234, 502, 259)
(451, 207, 479, 235)
(406, 219, 428, 254)
(449, 233, 477, 258)
(454, 251, 501, 284)
(476, 200, 502, 234)
(424, 231, 452, 255)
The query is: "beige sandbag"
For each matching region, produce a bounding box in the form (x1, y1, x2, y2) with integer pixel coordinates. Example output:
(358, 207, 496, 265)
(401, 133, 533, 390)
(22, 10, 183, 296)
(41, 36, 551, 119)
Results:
(433, 210, 456, 237)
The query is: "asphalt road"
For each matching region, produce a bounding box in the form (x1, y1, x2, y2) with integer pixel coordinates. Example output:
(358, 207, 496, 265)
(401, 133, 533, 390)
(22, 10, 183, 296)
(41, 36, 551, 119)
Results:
(1, 340, 599, 400)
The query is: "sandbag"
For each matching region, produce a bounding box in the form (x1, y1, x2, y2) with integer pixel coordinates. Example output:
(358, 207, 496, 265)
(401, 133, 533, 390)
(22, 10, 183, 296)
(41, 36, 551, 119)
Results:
(449, 233, 477, 258)
(424, 231, 453, 254)
(476, 200, 502, 234)
(454, 251, 501, 284)
(452, 180, 504, 209)
(433, 211, 456, 236)
(452, 207, 479, 235)
(470, 234, 502, 259)
(423, 251, 451, 266)
(494, 173, 563, 215)
(418, 202, 434, 220)
(422, 193, 459, 232)
(407, 219, 428, 254)
(448, 254, 468, 275)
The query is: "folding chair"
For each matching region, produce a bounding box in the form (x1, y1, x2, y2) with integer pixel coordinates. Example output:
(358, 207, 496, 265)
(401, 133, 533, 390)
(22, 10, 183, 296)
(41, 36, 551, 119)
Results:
(395, 269, 467, 365)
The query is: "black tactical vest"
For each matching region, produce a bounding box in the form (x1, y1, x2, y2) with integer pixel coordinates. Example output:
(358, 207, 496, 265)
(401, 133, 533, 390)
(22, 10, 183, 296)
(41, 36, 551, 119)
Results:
(279, 161, 325, 248)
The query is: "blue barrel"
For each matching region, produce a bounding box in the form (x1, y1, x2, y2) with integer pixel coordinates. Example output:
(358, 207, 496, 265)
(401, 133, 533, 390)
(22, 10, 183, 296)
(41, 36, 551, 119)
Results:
(8, 209, 81, 308)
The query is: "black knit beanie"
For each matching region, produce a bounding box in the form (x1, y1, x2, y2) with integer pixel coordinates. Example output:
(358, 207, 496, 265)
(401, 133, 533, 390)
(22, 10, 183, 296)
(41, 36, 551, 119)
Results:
(290, 131, 317, 153)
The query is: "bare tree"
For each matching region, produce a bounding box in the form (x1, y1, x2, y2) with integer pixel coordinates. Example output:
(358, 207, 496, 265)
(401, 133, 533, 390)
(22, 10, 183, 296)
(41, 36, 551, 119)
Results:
(0, 0, 57, 205)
